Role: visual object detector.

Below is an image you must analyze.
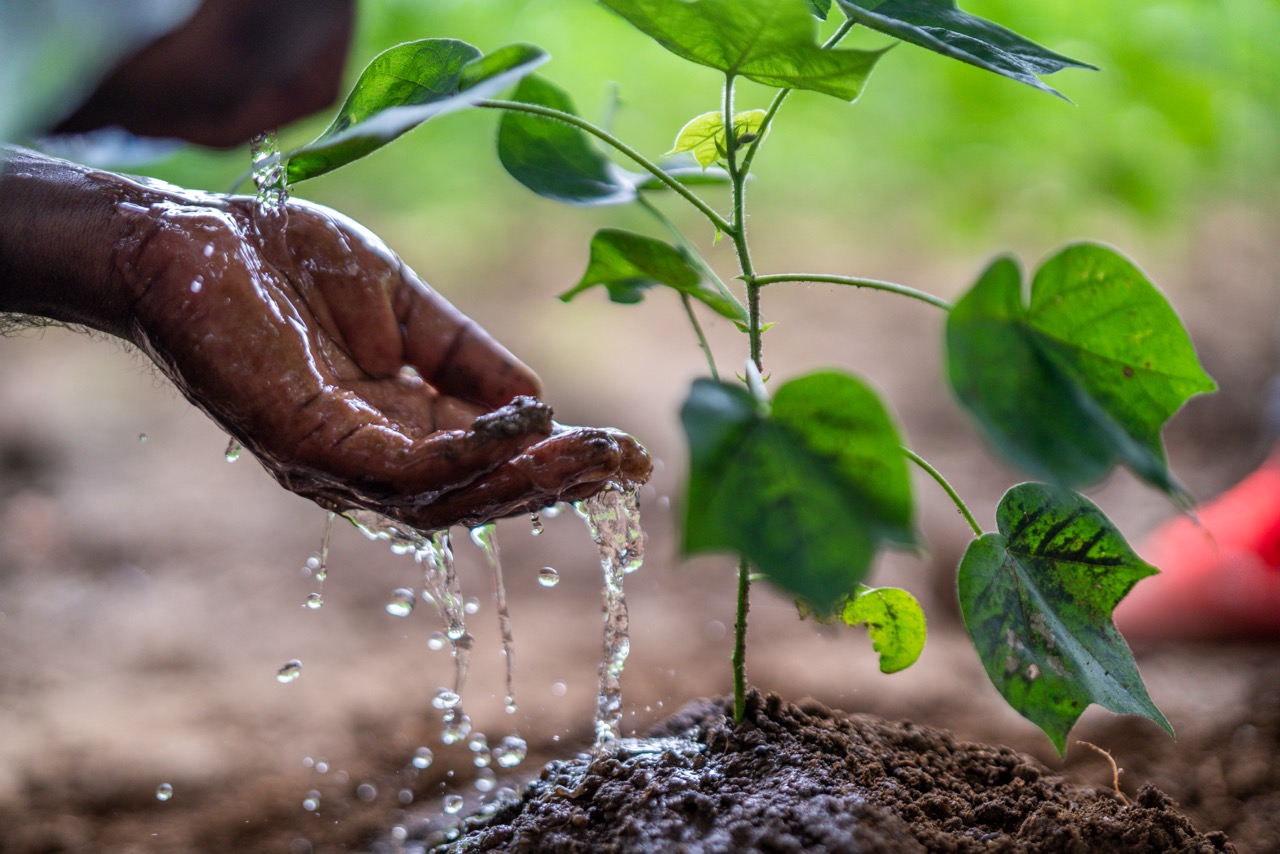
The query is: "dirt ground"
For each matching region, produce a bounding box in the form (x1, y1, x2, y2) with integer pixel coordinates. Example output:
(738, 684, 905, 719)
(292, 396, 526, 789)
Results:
(1, 207, 1278, 853)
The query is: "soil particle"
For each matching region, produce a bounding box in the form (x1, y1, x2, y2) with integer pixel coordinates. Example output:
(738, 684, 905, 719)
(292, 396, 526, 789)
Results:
(441, 691, 1234, 853)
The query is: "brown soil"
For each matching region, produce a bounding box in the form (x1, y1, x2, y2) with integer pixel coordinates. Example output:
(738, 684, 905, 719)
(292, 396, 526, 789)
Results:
(398, 691, 1233, 853)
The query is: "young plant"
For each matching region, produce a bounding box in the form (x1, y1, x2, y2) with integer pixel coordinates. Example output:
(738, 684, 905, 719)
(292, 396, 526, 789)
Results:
(280, 0, 1215, 754)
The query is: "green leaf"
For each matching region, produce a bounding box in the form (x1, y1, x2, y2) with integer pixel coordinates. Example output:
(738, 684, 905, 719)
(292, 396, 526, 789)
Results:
(841, 586, 927, 673)
(946, 243, 1215, 499)
(681, 371, 916, 612)
(807, 0, 832, 20)
(834, 0, 1095, 99)
(560, 229, 748, 324)
(668, 110, 768, 168)
(287, 40, 548, 182)
(599, 0, 888, 100)
(497, 75, 637, 205)
(958, 483, 1172, 754)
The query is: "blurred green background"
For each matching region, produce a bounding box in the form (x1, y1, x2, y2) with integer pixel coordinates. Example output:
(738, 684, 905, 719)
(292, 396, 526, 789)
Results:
(129, 0, 1279, 259)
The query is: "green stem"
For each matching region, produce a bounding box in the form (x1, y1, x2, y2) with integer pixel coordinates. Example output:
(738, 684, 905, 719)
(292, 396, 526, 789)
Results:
(753, 273, 954, 311)
(477, 99, 733, 235)
(638, 195, 745, 319)
(903, 447, 984, 538)
(722, 75, 762, 371)
(733, 556, 751, 723)
(680, 294, 720, 381)
(740, 18, 858, 177)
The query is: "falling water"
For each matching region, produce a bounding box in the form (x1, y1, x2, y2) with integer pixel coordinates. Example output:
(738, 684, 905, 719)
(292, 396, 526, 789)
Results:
(249, 130, 288, 213)
(302, 512, 335, 610)
(469, 524, 518, 714)
(574, 485, 644, 746)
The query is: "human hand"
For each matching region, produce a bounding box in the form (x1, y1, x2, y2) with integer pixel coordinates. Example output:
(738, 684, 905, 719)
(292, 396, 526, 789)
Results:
(111, 190, 650, 530)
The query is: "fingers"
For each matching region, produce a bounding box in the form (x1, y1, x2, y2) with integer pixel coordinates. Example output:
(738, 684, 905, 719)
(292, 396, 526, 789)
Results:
(397, 266, 542, 409)
(382, 425, 653, 531)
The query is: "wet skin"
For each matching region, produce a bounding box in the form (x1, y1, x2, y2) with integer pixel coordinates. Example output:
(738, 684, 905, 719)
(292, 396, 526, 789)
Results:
(0, 151, 649, 531)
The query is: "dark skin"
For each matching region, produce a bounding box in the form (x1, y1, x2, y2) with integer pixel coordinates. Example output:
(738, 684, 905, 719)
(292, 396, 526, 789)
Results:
(1, 0, 650, 531)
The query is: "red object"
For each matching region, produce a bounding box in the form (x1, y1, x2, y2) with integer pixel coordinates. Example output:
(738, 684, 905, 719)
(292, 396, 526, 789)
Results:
(1116, 452, 1280, 641)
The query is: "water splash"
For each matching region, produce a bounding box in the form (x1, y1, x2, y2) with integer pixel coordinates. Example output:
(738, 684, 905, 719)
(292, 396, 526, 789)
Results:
(469, 524, 517, 714)
(250, 130, 288, 213)
(575, 485, 644, 745)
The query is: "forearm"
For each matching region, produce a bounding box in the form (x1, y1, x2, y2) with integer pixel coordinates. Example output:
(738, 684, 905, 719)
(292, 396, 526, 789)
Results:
(0, 148, 155, 339)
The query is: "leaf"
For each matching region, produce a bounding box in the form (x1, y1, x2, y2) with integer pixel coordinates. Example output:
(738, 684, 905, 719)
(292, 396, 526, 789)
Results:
(841, 586, 927, 673)
(668, 110, 768, 168)
(497, 75, 637, 205)
(287, 40, 548, 182)
(946, 243, 1215, 499)
(807, 0, 832, 20)
(599, 0, 888, 100)
(635, 157, 732, 189)
(834, 0, 1095, 98)
(560, 229, 748, 324)
(681, 371, 916, 612)
(958, 483, 1172, 754)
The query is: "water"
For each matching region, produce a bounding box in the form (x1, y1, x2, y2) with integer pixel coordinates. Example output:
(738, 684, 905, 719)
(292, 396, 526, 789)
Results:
(301, 512, 334, 609)
(304, 592, 323, 610)
(155, 783, 173, 802)
(530, 514, 544, 536)
(276, 660, 303, 683)
(250, 130, 288, 213)
(411, 746, 434, 770)
(443, 794, 465, 815)
(469, 524, 517, 715)
(492, 735, 528, 769)
(385, 587, 416, 617)
(537, 566, 560, 588)
(575, 485, 644, 746)
(224, 438, 241, 463)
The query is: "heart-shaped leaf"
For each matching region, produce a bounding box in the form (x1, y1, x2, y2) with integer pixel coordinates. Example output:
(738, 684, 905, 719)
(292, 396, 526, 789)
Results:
(958, 482, 1172, 753)
(834, 0, 1095, 98)
(946, 243, 1215, 499)
(681, 371, 916, 612)
(287, 40, 547, 182)
(560, 229, 747, 324)
(600, 0, 888, 100)
(497, 74, 638, 205)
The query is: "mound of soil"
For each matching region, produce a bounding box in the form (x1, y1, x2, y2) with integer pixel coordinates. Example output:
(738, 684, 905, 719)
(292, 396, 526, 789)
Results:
(432, 690, 1231, 853)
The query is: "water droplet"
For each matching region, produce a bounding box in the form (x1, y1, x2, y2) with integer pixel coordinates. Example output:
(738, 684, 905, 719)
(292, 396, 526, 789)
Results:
(224, 438, 241, 462)
(314, 760, 330, 774)
(530, 514, 544, 536)
(398, 789, 414, 805)
(302, 790, 320, 811)
(397, 365, 422, 385)
(276, 659, 302, 683)
(441, 712, 472, 745)
(304, 555, 322, 572)
(302, 756, 314, 769)
(411, 746, 434, 770)
(189, 278, 203, 294)
(432, 688, 461, 710)
(356, 782, 377, 802)
(443, 794, 465, 815)
(537, 567, 560, 588)
(468, 734, 489, 753)
(155, 783, 173, 802)
(474, 770, 497, 793)
(542, 504, 562, 520)
(138, 433, 148, 444)
(464, 597, 480, 615)
(427, 631, 447, 651)
(250, 130, 288, 213)
(202, 243, 214, 258)
(505, 700, 518, 715)
(551, 681, 567, 697)
(304, 593, 323, 610)
(493, 735, 527, 769)
(385, 588, 416, 617)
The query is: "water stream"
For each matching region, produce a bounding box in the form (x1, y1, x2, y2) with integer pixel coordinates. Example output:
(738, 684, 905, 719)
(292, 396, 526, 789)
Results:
(469, 524, 518, 715)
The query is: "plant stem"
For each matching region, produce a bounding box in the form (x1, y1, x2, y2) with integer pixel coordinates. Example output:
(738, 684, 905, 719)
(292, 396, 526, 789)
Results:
(753, 273, 954, 311)
(722, 76, 762, 371)
(903, 447, 984, 537)
(681, 294, 720, 381)
(477, 99, 733, 235)
(638, 195, 745, 319)
(733, 556, 750, 723)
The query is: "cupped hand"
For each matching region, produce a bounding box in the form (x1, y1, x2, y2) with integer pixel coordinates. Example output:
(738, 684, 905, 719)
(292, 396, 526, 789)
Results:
(111, 192, 650, 530)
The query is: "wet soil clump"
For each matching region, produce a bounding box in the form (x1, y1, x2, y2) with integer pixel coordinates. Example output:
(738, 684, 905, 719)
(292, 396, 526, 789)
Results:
(440, 690, 1232, 853)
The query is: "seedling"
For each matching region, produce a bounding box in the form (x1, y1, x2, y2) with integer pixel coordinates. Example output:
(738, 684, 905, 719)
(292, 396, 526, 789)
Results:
(280, 0, 1215, 753)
